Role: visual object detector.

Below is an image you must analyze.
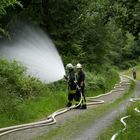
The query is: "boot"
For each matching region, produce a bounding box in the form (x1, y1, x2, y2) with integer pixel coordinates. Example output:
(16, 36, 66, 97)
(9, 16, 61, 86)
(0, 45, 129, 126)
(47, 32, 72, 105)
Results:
(74, 104, 81, 109)
(80, 104, 87, 109)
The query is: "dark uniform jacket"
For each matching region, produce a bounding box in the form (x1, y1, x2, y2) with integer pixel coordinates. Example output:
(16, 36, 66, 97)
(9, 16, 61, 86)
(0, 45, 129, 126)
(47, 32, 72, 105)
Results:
(68, 70, 77, 91)
(77, 70, 85, 87)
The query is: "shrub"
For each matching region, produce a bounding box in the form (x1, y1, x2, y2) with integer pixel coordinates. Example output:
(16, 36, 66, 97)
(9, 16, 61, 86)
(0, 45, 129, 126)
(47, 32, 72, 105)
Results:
(119, 61, 132, 70)
(0, 59, 44, 98)
(86, 72, 105, 91)
(0, 59, 45, 116)
(0, 76, 21, 115)
(85, 68, 119, 94)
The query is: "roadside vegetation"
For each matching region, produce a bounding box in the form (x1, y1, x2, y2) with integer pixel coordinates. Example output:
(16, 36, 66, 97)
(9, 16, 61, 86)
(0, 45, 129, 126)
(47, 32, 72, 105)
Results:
(33, 80, 135, 140)
(98, 99, 140, 140)
(97, 68, 140, 140)
(0, 1, 140, 136)
(0, 59, 119, 128)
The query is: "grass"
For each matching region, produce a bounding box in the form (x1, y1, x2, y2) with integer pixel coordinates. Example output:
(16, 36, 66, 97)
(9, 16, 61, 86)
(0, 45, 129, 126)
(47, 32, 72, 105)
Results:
(0, 86, 67, 127)
(122, 66, 140, 80)
(0, 75, 118, 128)
(98, 100, 140, 140)
(0, 80, 117, 128)
(97, 67, 140, 140)
(0, 61, 120, 128)
(33, 81, 135, 140)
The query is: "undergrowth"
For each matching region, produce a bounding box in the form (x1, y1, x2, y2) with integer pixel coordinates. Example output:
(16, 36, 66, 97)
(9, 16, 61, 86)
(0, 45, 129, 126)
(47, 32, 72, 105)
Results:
(0, 59, 119, 127)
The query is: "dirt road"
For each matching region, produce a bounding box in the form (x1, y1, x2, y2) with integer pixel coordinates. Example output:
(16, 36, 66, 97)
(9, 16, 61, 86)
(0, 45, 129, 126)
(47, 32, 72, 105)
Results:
(73, 80, 140, 140)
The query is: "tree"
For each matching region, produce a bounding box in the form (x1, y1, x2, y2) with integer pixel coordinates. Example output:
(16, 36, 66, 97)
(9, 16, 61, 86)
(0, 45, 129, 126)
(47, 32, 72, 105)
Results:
(0, 0, 21, 16)
(41, 0, 88, 62)
(0, 0, 21, 38)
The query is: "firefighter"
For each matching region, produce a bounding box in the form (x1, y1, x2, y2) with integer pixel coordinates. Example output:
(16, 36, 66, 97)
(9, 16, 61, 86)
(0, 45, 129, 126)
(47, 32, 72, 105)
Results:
(132, 67, 136, 79)
(64, 63, 77, 107)
(76, 63, 87, 109)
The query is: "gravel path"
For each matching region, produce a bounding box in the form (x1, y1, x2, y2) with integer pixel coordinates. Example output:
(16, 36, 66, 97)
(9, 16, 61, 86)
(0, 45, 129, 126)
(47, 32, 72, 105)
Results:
(0, 77, 137, 140)
(72, 79, 140, 140)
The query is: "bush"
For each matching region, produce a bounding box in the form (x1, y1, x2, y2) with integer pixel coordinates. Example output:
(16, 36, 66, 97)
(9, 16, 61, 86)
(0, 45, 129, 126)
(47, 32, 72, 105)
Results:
(0, 59, 45, 116)
(86, 72, 105, 91)
(119, 61, 132, 70)
(0, 59, 44, 98)
(0, 76, 21, 115)
(85, 68, 119, 94)
(104, 68, 120, 91)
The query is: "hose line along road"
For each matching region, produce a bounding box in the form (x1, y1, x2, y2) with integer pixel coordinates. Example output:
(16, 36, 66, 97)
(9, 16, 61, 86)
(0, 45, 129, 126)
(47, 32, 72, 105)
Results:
(0, 76, 137, 140)
(73, 77, 140, 140)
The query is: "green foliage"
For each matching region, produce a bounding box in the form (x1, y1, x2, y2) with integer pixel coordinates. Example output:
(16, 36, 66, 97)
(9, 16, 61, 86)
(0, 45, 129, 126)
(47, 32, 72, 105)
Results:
(32, 81, 135, 140)
(0, 59, 45, 118)
(85, 72, 105, 91)
(0, 59, 43, 98)
(0, 76, 21, 115)
(0, 0, 139, 131)
(118, 102, 140, 140)
(1, 0, 140, 70)
(85, 68, 119, 96)
(39, 0, 140, 69)
(0, 0, 22, 38)
(41, 0, 89, 64)
(114, 0, 140, 39)
(0, 59, 119, 127)
(0, 27, 11, 39)
(98, 101, 140, 140)
(0, 0, 21, 16)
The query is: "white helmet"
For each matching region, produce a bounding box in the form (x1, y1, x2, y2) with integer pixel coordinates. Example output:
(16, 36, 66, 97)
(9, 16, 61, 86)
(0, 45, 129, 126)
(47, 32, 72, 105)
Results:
(66, 63, 74, 69)
(76, 63, 82, 69)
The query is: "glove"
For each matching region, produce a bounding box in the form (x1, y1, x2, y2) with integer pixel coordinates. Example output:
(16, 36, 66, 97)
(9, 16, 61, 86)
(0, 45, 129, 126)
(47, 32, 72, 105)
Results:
(76, 85, 81, 90)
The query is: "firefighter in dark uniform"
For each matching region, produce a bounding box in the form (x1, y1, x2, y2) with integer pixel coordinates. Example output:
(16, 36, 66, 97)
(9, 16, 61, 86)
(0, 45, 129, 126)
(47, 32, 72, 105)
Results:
(132, 67, 136, 79)
(76, 63, 87, 109)
(65, 63, 77, 107)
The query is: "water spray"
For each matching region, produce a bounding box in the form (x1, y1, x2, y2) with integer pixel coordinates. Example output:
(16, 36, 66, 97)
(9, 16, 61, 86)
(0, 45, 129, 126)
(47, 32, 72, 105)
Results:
(0, 26, 65, 83)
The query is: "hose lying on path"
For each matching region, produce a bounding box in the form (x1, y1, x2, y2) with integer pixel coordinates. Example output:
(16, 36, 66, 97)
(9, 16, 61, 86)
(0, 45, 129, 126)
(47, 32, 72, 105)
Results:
(111, 98, 140, 140)
(0, 76, 129, 137)
(111, 115, 131, 140)
(111, 75, 139, 140)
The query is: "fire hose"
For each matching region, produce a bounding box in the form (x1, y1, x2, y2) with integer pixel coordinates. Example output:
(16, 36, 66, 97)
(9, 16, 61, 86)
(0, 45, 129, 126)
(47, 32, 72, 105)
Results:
(0, 76, 129, 137)
(111, 98, 140, 140)
(111, 75, 140, 140)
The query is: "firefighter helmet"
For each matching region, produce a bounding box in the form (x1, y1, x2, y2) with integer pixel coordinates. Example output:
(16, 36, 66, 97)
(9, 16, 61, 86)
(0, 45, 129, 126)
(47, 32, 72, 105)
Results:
(66, 63, 74, 69)
(76, 63, 82, 68)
